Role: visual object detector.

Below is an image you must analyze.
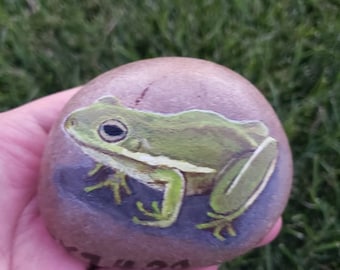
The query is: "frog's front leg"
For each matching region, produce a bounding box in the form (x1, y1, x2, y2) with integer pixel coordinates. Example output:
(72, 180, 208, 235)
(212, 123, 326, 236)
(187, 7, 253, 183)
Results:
(197, 137, 278, 240)
(132, 168, 185, 228)
(84, 170, 132, 205)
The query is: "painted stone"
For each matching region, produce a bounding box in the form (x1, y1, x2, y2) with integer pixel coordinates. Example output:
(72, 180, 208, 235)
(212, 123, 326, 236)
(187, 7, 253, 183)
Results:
(39, 57, 293, 269)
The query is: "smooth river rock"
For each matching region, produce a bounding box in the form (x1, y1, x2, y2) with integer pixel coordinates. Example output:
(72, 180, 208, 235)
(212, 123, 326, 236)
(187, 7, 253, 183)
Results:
(39, 57, 293, 269)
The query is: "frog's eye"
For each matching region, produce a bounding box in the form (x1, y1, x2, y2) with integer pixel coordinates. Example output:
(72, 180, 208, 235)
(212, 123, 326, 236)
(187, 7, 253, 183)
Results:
(98, 119, 128, 142)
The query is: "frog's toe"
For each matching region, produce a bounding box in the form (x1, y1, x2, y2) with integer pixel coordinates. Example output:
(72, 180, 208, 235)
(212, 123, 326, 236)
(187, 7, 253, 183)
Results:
(136, 201, 165, 220)
(196, 215, 237, 240)
(84, 180, 108, 192)
(136, 201, 146, 212)
(151, 201, 161, 214)
(225, 224, 236, 236)
(87, 163, 104, 177)
(132, 216, 153, 225)
(136, 201, 158, 218)
(196, 221, 226, 240)
(207, 211, 225, 219)
(213, 225, 226, 241)
(121, 180, 132, 195)
(132, 216, 142, 224)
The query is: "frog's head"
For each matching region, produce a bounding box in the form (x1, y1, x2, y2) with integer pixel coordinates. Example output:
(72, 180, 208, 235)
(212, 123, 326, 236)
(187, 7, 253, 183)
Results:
(64, 96, 217, 173)
(64, 96, 151, 155)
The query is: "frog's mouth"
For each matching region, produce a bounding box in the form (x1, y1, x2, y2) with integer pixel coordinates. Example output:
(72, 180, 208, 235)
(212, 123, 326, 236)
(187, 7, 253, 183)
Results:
(64, 115, 75, 131)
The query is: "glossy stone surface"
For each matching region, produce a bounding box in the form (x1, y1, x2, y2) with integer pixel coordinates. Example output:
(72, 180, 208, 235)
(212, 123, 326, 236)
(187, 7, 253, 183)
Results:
(39, 57, 293, 269)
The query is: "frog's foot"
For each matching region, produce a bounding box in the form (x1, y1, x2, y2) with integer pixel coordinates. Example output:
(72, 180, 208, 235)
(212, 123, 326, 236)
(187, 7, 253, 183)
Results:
(87, 163, 104, 177)
(196, 212, 237, 241)
(84, 171, 132, 205)
(132, 201, 174, 228)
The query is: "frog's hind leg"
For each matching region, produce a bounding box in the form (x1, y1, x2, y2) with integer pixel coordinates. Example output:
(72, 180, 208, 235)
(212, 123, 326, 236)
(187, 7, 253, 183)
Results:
(197, 137, 278, 240)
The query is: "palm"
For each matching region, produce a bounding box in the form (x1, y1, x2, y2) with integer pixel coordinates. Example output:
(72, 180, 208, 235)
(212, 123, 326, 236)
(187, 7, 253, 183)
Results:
(0, 88, 85, 270)
(0, 88, 280, 270)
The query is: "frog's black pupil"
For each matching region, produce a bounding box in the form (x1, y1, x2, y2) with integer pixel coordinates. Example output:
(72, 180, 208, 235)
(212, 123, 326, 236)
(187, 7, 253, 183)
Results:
(103, 124, 124, 136)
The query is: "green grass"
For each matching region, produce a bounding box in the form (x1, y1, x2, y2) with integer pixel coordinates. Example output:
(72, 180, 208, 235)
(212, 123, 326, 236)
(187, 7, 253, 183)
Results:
(1, 0, 339, 269)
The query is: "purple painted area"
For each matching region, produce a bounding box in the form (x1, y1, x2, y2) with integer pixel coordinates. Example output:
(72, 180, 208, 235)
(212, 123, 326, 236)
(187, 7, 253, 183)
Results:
(55, 158, 280, 249)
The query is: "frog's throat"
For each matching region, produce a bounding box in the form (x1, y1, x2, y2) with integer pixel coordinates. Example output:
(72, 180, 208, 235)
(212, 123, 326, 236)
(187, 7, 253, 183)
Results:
(75, 141, 216, 174)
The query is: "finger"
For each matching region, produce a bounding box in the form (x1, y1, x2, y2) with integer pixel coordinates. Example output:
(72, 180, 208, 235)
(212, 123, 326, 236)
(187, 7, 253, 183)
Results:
(256, 217, 282, 247)
(0, 86, 82, 188)
(9, 86, 82, 134)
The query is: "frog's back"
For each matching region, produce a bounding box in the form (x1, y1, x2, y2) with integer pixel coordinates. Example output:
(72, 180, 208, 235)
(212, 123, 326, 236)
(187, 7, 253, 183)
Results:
(174, 110, 267, 131)
(127, 109, 269, 171)
(169, 110, 269, 144)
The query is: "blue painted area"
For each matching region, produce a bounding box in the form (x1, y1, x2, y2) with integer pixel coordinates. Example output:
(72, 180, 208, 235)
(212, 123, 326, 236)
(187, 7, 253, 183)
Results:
(55, 158, 281, 249)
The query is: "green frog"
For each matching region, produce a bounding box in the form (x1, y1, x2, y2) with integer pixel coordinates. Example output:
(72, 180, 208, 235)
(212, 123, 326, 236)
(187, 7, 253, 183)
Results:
(64, 96, 278, 240)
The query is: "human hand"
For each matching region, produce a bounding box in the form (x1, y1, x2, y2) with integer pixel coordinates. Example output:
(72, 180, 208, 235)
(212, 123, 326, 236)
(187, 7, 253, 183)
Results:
(0, 88, 282, 270)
